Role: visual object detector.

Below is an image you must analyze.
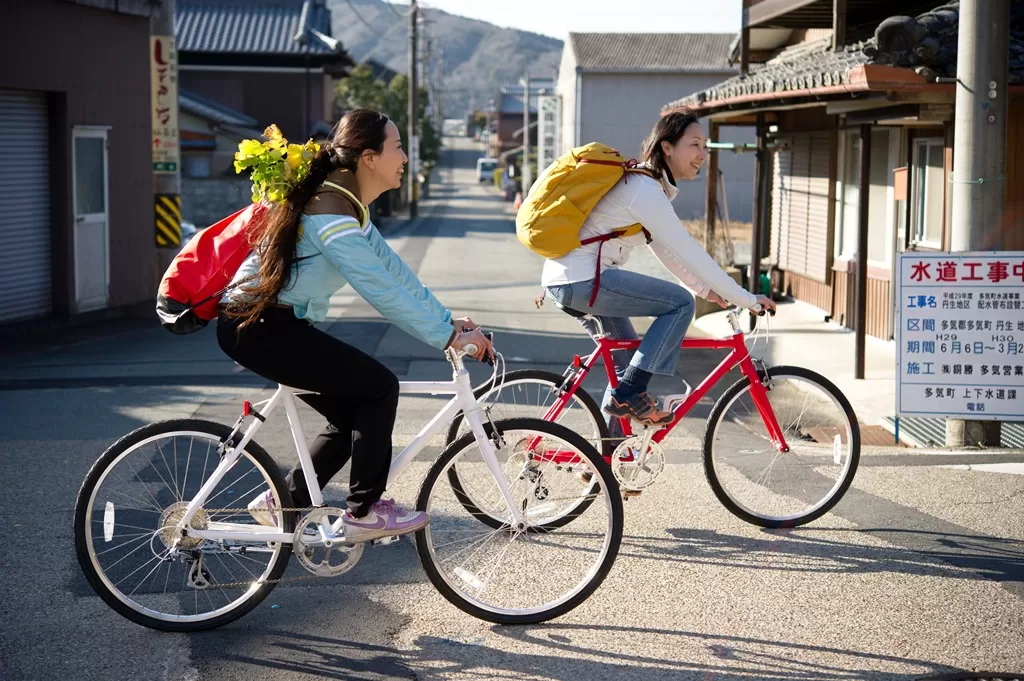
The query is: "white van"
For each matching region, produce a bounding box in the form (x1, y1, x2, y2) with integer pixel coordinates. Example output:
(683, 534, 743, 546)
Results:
(476, 157, 498, 183)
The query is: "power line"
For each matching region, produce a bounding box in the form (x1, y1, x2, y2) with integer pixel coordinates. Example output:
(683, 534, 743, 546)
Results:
(385, 0, 417, 18)
(342, 0, 380, 35)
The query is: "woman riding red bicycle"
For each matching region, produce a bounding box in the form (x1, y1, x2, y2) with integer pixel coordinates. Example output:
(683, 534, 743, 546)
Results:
(541, 108, 776, 429)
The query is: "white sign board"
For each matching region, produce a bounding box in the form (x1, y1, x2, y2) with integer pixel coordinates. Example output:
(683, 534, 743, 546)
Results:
(537, 95, 560, 177)
(896, 252, 1024, 420)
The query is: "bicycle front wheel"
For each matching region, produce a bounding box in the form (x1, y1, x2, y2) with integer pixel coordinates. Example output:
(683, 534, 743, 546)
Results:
(703, 366, 860, 527)
(74, 420, 294, 631)
(416, 417, 623, 624)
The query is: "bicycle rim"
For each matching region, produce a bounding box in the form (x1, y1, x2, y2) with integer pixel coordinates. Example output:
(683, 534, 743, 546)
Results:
(458, 374, 607, 455)
(418, 419, 621, 622)
(78, 427, 290, 627)
(706, 370, 859, 526)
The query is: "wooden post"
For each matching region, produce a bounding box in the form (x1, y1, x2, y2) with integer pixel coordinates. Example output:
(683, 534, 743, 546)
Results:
(704, 121, 720, 256)
(832, 0, 847, 52)
(855, 123, 872, 380)
(750, 113, 766, 300)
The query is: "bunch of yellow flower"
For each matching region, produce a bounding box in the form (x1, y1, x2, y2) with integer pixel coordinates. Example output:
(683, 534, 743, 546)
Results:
(233, 125, 321, 204)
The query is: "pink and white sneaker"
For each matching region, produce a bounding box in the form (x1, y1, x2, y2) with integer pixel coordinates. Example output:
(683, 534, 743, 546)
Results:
(247, 490, 279, 527)
(342, 498, 429, 543)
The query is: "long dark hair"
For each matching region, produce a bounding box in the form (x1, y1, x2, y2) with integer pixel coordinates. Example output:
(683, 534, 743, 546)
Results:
(230, 109, 390, 331)
(641, 107, 700, 179)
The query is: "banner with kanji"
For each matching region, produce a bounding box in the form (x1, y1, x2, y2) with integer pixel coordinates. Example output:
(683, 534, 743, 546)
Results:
(151, 35, 179, 173)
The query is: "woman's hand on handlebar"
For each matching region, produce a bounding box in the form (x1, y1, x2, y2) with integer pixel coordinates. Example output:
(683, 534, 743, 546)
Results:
(451, 328, 495, 362)
(749, 295, 777, 316)
(452, 316, 479, 332)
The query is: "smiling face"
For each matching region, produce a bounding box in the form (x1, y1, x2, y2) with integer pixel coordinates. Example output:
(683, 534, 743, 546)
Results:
(360, 120, 408, 190)
(660, 122, 707, 181)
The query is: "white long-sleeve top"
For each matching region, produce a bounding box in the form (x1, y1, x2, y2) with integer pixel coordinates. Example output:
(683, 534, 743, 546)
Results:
(540, 168, 758, 310)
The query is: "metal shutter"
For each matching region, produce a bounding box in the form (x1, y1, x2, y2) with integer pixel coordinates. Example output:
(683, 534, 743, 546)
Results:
(0, 89, 51, 323)
(771, 132, 831, 283)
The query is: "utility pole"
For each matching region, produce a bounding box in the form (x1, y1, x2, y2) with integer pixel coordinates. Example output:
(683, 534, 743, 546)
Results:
(522, 72, 531, 194)
(946, 0, 1010, 447)
(408, 0, 419, 218)
(152, 0, 182, 278)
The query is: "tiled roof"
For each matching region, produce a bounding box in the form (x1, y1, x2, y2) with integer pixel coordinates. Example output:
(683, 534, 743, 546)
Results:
(180, 89, 258, 127)
(570, 33, 736, 73)
(669, 1, 1024, 112)
(176, 0, 337, 55)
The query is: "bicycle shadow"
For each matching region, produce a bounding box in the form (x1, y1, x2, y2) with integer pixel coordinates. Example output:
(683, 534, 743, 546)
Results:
(197, 623, 968, 681)
(618, 526, 1024, 585)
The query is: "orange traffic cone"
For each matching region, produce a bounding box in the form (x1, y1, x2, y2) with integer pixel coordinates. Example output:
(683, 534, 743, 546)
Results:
(513, 191, 523, 210)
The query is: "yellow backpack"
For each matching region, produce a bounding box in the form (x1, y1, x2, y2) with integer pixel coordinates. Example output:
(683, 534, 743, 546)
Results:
(515, 142, 654, 259)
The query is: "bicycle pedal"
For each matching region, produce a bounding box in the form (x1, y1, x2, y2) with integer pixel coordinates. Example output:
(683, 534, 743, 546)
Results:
(371, 535, 401, 546)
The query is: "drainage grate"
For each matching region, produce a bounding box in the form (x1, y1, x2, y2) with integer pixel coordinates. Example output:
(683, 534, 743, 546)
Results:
(882, 416, 1024, 448)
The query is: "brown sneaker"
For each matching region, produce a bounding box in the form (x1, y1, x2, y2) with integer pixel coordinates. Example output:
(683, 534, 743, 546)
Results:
(603, 391, 674, 427)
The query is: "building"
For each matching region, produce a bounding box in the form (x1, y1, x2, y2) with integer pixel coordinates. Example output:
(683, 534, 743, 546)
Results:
(487, 78, 557, 162)
(175, 0, 354, 142)
(556, 33, 756, 221)
(179, 90, 263, 179)
(666, 0, 1024, 343)
(0, 0, 154, 324)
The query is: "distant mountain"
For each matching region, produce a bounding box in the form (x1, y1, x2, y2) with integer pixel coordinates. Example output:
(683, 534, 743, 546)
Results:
(326, 0, 563, 118)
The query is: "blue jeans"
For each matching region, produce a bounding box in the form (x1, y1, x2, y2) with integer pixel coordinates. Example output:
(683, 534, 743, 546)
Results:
(546, 268, 695, 439)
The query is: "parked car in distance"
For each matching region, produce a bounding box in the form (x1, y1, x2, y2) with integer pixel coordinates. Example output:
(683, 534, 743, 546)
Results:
(476, 157, 498, 182)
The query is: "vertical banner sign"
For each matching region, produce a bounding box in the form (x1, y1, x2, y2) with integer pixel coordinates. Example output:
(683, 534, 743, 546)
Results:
(151, 36, 180, 174)
(896, 252, 1024, 420)
(537, 95, 560, 175)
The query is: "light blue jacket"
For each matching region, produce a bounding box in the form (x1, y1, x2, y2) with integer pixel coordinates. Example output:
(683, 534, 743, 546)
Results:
(226, 212, 454, 349)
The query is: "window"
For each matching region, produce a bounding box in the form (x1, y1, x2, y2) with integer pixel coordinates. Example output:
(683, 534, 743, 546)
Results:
(911, 138, 945, 247)
(835, 129, 895, 265)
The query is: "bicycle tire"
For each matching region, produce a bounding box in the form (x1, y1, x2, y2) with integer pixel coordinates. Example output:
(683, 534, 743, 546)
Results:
(74, 419, 294, 632)
(415, 417, 623, 624)
(702, 366, 861, 528)
(445, 369, 610, 530)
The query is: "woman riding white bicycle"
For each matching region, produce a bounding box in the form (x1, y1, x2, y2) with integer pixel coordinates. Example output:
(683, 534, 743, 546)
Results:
(218, 108, 494, 542)
(542, 108, 776, 429)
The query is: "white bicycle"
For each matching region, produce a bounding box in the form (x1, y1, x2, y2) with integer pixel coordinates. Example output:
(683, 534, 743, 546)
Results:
(74, 342, 623, 631)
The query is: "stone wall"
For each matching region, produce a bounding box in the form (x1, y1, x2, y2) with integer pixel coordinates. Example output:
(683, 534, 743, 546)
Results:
(181, 178, 253, 227)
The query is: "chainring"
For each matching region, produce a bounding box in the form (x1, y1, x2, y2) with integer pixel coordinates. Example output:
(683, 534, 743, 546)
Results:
(611, 436, 665, 491)
(293, 507, 364, 577)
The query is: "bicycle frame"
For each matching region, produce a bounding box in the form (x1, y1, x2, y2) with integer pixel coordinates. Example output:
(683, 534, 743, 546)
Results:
(545, 310, 791, 451)
(178, 351, 526, 545)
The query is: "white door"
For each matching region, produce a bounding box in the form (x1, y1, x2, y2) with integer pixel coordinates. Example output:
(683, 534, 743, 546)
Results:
(72, 127, 110, 312)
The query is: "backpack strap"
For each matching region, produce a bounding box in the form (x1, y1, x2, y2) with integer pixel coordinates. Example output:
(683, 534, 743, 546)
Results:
(579, 227, 653, 306)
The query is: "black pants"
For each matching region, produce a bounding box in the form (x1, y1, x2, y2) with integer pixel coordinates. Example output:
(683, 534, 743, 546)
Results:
(216, 308, 399, 516)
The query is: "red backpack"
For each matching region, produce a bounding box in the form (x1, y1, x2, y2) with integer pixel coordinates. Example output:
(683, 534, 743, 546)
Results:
(156, 203, 267, 334)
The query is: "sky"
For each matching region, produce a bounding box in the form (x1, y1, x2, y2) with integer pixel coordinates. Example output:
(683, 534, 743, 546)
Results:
(402, 0, 743, 40)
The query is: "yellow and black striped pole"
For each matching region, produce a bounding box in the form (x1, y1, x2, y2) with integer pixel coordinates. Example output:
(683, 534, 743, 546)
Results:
(155, 193, 182, 247)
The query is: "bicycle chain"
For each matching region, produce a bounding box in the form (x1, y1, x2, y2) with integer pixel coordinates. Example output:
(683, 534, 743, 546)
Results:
(171, 505, 371, 591)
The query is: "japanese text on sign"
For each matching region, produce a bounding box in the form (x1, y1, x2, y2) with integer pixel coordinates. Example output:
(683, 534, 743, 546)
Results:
(151, 35, 179, 173)
(896, 252, 1024, 420)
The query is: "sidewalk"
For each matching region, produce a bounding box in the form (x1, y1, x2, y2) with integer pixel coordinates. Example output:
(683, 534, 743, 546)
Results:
(692, 298, 900, 436)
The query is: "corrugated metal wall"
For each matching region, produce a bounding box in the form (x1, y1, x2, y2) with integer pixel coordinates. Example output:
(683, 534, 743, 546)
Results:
(0, 89, 51, 323)
(772, 131, 833, 283)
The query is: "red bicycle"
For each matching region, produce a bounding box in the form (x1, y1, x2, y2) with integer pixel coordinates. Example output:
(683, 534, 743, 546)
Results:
(446, 306, 860, 528)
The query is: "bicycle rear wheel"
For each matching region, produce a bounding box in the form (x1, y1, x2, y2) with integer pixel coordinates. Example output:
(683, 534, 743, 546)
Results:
(703, 366, 860, 527)
(74, 420, 294, 631)
(416, 417, 623, 624)
(445, 369, 610, 529)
